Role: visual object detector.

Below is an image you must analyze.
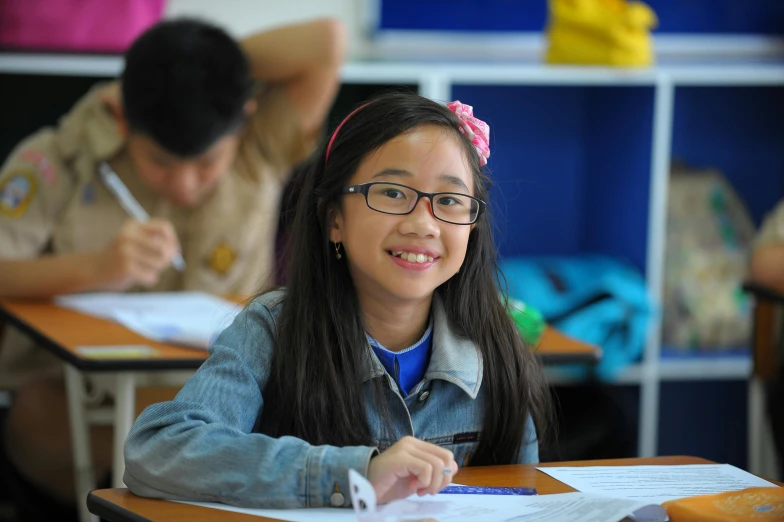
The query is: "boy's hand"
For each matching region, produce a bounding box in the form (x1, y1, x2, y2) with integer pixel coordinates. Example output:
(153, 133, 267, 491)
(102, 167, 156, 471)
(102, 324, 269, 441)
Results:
(92, 219, 182, 290)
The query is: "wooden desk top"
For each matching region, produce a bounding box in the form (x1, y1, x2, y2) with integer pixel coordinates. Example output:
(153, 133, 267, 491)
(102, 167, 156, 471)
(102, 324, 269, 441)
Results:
(0, 297, 599, 372)
(87, 456, 711, 522)
(0, 298, 208, 372)
(535, 326, 600, 365)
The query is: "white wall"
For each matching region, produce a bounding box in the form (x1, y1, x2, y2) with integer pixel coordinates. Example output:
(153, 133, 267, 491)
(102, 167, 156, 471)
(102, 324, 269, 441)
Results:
(164, 0, 369, 57)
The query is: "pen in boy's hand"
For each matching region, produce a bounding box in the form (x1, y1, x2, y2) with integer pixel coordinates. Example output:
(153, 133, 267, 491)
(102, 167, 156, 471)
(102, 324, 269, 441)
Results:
(98, 162, 187, 271)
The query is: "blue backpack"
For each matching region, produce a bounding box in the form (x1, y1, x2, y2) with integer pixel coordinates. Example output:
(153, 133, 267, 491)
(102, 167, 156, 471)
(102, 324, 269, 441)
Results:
(499, 256, 654, 380)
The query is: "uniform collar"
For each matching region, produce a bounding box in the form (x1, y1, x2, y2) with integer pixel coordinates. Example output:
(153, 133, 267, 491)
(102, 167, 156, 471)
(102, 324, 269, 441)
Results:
(362, 294, 483, 399)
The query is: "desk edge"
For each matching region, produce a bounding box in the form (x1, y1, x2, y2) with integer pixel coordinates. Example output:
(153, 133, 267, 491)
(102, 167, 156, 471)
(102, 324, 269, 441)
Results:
(0, 305, 88, 369)
(87, 491, 152, 522)
(0, 305, 205, 372)
(538, 352, 601, 365)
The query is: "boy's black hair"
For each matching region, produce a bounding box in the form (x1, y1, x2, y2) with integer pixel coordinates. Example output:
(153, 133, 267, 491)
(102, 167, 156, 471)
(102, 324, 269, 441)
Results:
(121, 19, 253, 157)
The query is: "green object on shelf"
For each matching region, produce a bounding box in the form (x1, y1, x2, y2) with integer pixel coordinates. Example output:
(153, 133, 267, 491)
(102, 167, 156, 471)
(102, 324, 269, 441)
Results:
(506, 297, 546, 345)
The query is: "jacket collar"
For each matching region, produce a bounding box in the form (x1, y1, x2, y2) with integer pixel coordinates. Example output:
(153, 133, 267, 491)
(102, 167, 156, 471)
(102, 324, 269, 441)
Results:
(362, 295, 483, 399)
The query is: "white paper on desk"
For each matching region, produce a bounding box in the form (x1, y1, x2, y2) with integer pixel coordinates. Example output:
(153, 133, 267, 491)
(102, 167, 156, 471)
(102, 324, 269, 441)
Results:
(506, 492, 667, 522)
(55, 292, 242, 349)
(177, 495, 543, 522)
(537, 464, 779, 504)
(175, 492, 665, 522)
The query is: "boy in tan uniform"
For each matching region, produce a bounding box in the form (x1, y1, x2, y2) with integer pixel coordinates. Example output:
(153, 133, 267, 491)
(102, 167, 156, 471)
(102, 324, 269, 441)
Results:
(0, 18, 345, 520)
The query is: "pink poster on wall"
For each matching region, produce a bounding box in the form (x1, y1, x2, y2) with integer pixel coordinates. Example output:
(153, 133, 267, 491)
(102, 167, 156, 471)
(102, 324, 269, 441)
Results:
(0, 0, 166, 53)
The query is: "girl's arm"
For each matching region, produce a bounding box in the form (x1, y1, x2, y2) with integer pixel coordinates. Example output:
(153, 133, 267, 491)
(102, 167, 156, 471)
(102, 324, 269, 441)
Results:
(123, 295, 375, 508)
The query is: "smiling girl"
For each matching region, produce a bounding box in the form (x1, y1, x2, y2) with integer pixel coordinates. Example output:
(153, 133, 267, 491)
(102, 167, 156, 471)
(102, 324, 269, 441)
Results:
(123, 92, 552, 509)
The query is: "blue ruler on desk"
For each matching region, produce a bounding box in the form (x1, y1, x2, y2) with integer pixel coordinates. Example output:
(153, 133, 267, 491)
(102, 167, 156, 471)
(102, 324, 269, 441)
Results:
(440, 485, 537, 496)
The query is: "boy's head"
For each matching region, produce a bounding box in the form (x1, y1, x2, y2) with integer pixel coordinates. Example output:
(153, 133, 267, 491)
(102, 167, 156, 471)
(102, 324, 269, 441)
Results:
(120, 19, 254, 206)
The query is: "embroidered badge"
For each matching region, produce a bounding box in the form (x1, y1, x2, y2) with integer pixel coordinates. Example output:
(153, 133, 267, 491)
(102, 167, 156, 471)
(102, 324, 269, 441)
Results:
(19, 149, 57, 187)
(0, 171, 37, 218)
(206, 241, 237, 275)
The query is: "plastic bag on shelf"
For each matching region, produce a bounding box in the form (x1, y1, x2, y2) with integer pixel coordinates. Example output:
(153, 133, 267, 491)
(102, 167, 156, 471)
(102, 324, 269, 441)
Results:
(500, 255, 652, 380)
(544, 0, 658, 67)
(662, 165, 755, 352)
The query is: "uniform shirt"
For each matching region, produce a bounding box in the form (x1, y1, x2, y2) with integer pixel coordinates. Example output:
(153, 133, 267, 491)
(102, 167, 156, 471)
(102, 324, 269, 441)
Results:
(0, 81, 311, 389)
(124, 290, 539, 509)
(368, 319, 433, 397)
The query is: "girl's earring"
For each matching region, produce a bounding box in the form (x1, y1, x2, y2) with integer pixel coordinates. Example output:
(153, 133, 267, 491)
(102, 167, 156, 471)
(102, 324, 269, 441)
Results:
(334, 242, 343, 260)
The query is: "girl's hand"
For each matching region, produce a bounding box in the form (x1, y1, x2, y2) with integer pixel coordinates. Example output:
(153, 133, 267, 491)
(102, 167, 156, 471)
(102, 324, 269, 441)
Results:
(366, 436, 458, 504)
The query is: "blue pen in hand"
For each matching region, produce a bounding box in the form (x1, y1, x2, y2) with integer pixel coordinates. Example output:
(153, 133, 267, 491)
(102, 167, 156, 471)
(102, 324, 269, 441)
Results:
(98, 161, 187, 271)
(440, 485, 537, 496)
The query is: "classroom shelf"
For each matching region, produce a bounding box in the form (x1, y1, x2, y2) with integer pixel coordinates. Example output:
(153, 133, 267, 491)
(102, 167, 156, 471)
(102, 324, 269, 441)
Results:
(0, 52, 123, 77)
(4, 52, 784, 86)
(633, 356, 751, 382)
(545, 354, 752, 385)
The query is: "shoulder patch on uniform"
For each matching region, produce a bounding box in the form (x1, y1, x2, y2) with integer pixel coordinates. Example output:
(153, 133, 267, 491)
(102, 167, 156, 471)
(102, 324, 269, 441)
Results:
(0, 170, 37, 218)
(206, 241, 237, 275)
(18, 148, 57, 187)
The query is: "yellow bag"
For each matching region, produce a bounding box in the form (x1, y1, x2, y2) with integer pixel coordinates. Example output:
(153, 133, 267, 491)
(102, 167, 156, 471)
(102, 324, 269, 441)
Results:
(663, 487, 784, 521)
(545, 0, 657, 67)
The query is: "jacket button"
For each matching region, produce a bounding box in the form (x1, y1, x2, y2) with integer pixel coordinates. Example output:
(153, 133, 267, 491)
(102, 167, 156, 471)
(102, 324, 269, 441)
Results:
(330, 492, 345, 507)
(418, 390, 430, 402)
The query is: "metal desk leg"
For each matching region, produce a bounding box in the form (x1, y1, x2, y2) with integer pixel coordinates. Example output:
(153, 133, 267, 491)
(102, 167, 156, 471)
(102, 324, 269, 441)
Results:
(112, 373, 136, 488)
(64, 365, 98, 522)
(748, 376, 780, 480)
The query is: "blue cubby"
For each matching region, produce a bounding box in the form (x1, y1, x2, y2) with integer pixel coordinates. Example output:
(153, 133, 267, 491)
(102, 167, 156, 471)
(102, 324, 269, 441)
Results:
(671, 86, 784, 226)
(452, 84, 654, 272)
(375, 0, 784, 35)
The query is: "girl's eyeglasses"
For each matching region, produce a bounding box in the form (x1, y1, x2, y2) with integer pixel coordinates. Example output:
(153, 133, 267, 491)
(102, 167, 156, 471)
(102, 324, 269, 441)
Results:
(342, 182, 485, 225)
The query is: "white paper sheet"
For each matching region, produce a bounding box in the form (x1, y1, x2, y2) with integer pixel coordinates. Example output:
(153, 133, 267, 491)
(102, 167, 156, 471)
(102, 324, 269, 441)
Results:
(536, 464, 778, 504)
(178, 494, 544, 522)
(504, 492, 666, 522)
(175, 492, 666, 522)
(56, 292, 242, 349)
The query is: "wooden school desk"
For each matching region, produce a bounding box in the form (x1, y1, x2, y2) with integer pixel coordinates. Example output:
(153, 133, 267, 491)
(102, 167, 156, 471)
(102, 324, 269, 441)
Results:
(0, 297, 600, 522)
(87, 456, 711, 522)
(0, 298, 210, 522)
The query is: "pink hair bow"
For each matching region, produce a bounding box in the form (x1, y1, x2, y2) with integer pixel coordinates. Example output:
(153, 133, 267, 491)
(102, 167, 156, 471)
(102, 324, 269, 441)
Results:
(447, 101, 490, 166)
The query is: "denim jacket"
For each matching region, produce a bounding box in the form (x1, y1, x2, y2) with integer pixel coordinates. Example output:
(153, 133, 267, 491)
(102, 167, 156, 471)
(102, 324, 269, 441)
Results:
(124, 290, 538, 509)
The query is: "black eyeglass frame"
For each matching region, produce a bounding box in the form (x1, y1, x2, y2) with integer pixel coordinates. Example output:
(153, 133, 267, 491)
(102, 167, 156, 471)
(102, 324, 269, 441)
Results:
(341, 182, 486, 225)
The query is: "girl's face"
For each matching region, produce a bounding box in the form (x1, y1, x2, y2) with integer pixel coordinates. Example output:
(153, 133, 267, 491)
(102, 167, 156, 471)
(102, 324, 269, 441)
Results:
(331, 124, 475, 307)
